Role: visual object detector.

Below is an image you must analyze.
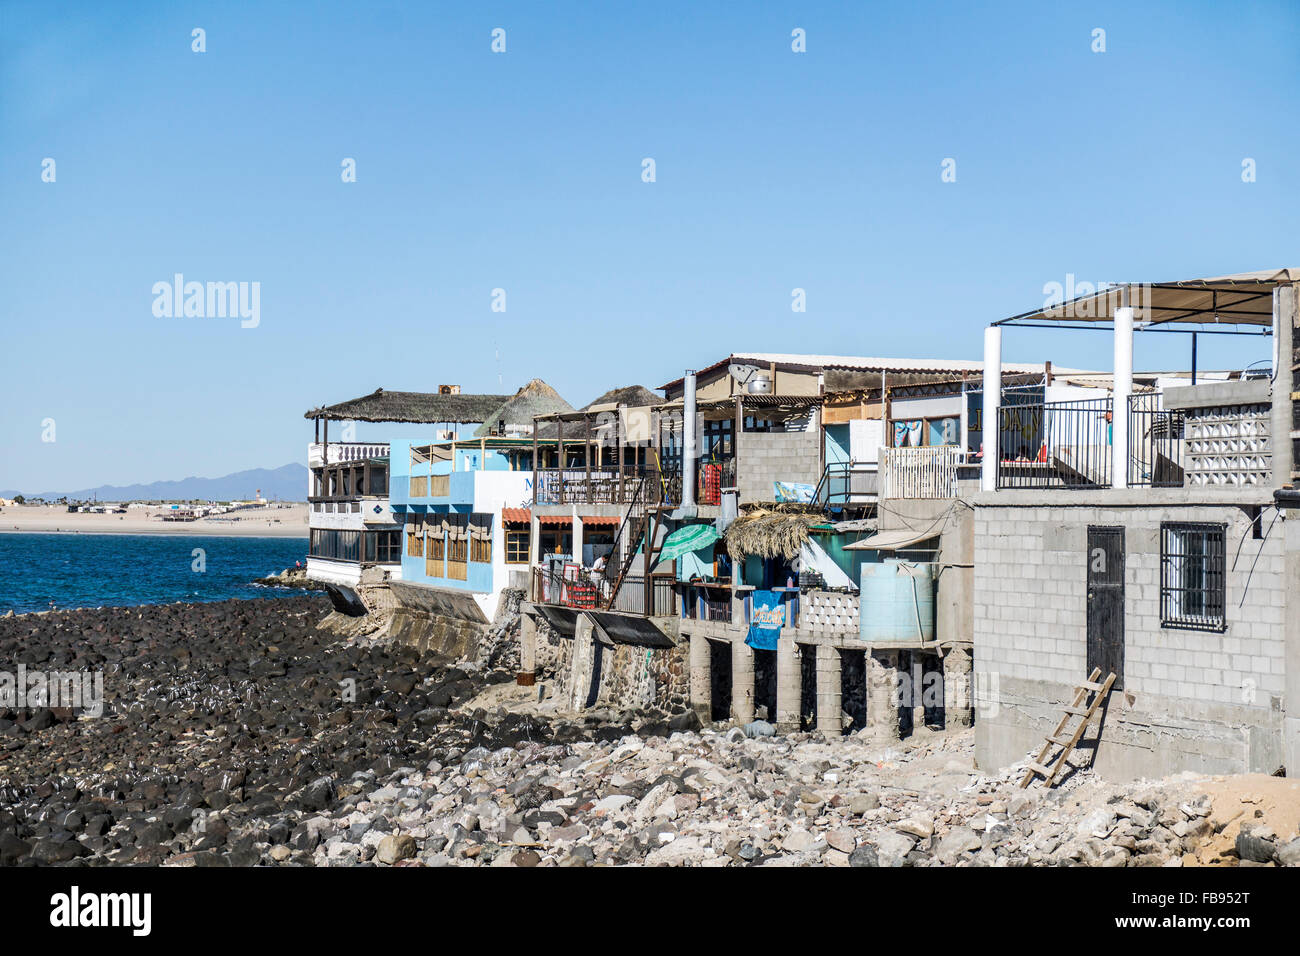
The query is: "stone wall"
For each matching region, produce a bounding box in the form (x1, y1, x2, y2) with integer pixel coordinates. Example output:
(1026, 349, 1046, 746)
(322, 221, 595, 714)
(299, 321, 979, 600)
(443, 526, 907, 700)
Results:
(550, 615, 689, 714)
(973, 499, 1288, 779)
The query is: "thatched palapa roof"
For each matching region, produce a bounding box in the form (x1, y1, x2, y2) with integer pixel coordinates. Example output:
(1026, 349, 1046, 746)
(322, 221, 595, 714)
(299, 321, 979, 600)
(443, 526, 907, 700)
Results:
(725, 506, 823, 560)
(473, 379, 572, 436)
(582, 385, 665, 411)
(304, 388, 512, 424)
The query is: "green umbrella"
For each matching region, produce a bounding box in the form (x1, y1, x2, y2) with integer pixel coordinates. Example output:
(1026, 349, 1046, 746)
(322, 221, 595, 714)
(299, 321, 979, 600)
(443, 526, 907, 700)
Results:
(657, 524, 721, 563)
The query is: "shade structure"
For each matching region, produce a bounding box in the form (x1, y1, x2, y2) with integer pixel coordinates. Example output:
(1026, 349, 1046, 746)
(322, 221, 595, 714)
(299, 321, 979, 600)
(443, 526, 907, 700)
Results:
(658, 524, 722, 563)
(996, 268, 1298, 330)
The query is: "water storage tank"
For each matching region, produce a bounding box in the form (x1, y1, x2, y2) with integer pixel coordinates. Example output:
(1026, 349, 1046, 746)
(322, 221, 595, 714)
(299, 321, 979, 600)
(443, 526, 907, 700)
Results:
(859, 560, 935, 642)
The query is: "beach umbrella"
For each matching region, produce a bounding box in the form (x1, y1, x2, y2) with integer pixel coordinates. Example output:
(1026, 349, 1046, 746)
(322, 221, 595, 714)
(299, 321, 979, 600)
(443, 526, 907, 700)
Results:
(657, 524, 721, 563)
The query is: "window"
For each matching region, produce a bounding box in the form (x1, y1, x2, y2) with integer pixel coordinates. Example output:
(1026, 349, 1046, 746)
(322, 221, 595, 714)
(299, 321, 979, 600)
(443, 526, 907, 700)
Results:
(310, 529, 361, 562)
(406, 515, 424, 557)
(447, 538, 468, 580)
(1160, 522, 1226, 631)
(505, 528, 530, 563)
(469, 513, 492, 563)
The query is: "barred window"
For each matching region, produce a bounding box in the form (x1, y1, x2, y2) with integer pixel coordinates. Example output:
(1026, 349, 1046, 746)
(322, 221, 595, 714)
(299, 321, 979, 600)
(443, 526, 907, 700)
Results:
(470, 537, 492, 563)
(1160, 522, 1226, 631)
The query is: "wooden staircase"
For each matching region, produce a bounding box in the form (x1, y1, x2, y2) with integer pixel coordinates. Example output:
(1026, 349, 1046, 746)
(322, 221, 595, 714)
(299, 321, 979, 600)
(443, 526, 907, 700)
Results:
(1019, 668, 1117, 789)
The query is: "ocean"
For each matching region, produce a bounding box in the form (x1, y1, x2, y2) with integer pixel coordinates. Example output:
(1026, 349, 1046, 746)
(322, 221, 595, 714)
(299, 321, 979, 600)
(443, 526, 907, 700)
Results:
(0, 533, 311, 614)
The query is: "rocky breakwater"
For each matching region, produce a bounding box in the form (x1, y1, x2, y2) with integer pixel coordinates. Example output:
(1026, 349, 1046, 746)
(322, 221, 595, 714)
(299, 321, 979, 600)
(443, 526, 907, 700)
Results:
(304, 725, 1300, 867)
(0, 596, 525, 866)
(253, 567, 324, 591)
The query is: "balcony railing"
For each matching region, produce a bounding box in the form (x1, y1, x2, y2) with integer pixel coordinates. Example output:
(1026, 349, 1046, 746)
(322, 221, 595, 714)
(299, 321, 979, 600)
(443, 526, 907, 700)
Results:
(815, 461, 879, 507)
(996, 398, 1113, 490)
(1128, 392, 1185, 487)
(534, 467, 660, 505)
(308, 442, 389, 467)
(531, 565, 676, 616)
(881, 446, 959, 499)
(681, 584, 733, 622)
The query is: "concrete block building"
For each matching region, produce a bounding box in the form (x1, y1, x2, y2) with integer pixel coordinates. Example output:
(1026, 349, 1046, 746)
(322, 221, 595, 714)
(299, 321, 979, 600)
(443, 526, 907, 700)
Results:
(972, 269, 1300, 779)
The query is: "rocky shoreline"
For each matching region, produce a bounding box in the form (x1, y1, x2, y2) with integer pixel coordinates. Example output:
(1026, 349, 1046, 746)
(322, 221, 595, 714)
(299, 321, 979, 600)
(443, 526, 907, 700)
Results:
(0, 597, 1296, 867)
(252, 567, 326, 591)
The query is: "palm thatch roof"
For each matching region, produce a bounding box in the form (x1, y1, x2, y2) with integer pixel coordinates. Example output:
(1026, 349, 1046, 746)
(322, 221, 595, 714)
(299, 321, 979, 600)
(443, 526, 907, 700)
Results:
(473, 379, 572, 436)
(724, 506, 823, 560)
(304, 388, 512, 423)
(582, 385, 665, 411)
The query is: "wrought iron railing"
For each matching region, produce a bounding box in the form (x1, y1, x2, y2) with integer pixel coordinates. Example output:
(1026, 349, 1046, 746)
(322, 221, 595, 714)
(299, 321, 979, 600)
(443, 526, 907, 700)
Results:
(1128, 392, 1185, 488)
(531, 565, 675, 616)
(533, 467, 659, 505)
(996, 398, 1113, 489)
(815, 461, 881, 506)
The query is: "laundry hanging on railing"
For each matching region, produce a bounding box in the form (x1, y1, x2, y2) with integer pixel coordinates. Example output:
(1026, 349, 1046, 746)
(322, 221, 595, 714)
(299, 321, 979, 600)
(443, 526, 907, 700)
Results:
(745, 589, 787, 650)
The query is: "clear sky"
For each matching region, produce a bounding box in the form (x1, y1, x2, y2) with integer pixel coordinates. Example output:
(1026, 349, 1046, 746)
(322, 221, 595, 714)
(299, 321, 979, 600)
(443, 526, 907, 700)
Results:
(3, 1, 1297, 492)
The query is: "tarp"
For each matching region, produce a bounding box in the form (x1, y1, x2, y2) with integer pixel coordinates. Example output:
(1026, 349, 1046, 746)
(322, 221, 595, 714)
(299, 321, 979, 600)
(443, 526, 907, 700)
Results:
(745, 590, 786, 650)
(658, 524, 721, 562)
(844, 528, 940, 551)
(798, 538, 857, 589)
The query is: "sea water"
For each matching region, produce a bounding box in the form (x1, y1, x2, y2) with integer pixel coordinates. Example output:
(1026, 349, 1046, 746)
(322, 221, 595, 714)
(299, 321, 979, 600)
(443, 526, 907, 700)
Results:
(0, 533, 311, 614)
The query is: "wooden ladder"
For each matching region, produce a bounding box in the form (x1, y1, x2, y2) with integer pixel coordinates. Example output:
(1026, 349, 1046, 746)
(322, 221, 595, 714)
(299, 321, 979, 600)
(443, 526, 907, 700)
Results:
(1018, 668, 1116, 789)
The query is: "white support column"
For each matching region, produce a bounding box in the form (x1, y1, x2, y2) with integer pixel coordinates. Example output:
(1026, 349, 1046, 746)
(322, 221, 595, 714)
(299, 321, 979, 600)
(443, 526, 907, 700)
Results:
(1112, 305, 1134, 489)
(1272, 286, 1295, 488)
(980, 325, 1002, 492)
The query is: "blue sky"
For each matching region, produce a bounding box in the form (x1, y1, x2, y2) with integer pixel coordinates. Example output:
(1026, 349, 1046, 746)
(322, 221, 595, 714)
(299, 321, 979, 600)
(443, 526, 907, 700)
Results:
(2, 1, 1297, 491)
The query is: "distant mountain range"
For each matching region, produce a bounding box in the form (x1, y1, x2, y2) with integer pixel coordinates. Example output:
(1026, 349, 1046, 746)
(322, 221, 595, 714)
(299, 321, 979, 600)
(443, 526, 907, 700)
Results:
(2, 463, 308, 503)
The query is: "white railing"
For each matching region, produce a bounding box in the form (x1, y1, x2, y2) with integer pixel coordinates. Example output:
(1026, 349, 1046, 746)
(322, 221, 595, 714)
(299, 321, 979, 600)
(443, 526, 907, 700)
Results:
(880, 446, 959, 499)
(308, 442, 390, 466)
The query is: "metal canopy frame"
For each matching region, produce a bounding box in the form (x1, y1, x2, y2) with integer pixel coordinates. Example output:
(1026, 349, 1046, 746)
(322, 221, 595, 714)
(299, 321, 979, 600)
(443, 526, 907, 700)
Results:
(995, 283, 1276, 337)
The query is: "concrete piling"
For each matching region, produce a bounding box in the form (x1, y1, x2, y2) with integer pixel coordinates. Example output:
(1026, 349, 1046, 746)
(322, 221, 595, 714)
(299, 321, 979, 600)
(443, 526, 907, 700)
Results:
(690, 633, 712, 722)
(731, 640, 755, 724)
(866, 650, 901, 741)
(815, 644, 841, 735)
(776, 638, 801, 732)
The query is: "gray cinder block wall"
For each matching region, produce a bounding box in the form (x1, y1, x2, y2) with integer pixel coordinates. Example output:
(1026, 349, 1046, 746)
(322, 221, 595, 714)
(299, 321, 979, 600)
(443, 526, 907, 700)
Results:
(973, 496, 1289, 780)
(737, 430, 821, 502)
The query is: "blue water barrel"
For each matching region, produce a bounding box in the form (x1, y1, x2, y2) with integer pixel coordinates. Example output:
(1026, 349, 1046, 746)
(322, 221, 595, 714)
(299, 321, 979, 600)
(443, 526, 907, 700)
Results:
(859, 560, 935, 642)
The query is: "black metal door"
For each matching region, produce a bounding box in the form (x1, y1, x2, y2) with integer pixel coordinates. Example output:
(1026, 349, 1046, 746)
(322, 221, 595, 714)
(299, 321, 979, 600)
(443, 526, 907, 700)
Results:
(1086, 526, 1125, 690)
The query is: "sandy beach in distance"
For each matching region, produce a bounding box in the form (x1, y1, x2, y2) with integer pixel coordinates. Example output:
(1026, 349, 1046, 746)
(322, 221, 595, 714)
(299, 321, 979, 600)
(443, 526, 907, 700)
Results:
(0, 503, 308, 537)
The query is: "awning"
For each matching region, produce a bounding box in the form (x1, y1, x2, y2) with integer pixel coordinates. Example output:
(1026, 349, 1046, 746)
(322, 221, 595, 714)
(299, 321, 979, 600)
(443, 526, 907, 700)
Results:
(580, 515, 621, 527)
(538, 514, 573, 527)
(588, 612, 676, 648)
(658, 524, 721, 562)
(845, 528, 940, 551)
(502, 507, 530, 525)
(534, 605, 579, 636)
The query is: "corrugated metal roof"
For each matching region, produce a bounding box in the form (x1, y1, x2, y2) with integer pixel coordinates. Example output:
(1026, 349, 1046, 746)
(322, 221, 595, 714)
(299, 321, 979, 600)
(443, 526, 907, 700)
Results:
(660, 354, 1092, 390)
